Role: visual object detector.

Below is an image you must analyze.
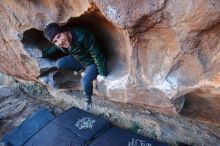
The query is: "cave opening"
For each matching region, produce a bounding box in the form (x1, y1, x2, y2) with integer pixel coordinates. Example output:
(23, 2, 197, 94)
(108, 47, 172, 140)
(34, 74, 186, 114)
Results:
(180, 88, 220, 126)
(21, 10, 130, 89)
(63, 11, 130, 78)
(21, 28, 66, 59)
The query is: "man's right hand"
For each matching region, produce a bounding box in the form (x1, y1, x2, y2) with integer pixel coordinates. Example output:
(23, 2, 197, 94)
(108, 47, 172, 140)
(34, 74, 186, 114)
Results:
(80, 71, 85, 77)
(97, 75, 105, 83)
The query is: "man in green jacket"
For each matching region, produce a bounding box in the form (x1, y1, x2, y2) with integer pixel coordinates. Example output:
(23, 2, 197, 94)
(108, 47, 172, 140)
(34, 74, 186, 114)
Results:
(43, 23, 107, 111)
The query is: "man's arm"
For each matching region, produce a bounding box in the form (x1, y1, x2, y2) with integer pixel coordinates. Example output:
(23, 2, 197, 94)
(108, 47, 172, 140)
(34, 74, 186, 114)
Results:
(42, 45, 65, 58)
(83, 32, 107, 76)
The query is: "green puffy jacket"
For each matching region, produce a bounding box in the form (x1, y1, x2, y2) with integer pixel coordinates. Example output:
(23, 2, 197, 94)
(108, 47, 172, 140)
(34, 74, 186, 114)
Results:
(43, 27, 107, 76)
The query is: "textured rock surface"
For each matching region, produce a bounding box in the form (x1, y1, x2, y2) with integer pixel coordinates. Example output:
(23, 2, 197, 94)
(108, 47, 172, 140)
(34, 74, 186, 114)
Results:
(0, 0, 90, 80)
(0, 1, 220, 144)
(90, 0, 220, 115)
(0, 74, 64, 139)
(0, 0, 219, 114)
(0, 87, 63, 139)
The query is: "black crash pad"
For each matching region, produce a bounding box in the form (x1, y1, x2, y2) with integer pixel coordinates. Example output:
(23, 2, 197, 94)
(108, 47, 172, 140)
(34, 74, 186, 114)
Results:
(2, 107, 55, 146)
(52, 107, 111, 141)
(89, 127, 169, 146)
(24, 122, 85, 146)
(25, 107, 111, 146)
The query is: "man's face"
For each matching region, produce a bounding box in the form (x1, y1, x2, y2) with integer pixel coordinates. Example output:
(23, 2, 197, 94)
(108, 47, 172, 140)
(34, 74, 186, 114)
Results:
(52, 32, 71, 48)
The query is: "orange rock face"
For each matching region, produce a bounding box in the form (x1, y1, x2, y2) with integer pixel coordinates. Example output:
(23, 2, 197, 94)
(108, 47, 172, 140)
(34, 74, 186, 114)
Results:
(0, 0, 90, 80)
(0, 0, 220, 117)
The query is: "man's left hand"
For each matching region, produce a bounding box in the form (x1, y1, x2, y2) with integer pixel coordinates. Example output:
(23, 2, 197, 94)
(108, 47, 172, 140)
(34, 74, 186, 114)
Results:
(97, 75, 106, 83)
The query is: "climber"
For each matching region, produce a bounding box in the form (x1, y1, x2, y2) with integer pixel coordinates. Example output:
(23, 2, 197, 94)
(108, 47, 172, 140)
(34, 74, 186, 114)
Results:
(43, 23, 107, 111)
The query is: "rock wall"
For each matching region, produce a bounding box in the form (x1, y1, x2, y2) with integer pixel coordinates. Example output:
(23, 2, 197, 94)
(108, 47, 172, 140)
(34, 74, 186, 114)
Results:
(0, 0, 220, 117)
(0, 0, 90, 80)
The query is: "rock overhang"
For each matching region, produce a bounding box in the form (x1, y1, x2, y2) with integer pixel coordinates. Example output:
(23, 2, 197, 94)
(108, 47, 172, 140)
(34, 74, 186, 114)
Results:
(0, 0, 220, 117)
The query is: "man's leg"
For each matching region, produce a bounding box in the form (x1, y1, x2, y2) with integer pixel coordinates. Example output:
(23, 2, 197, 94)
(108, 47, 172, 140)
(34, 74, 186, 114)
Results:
(56, 55, 84, 71)
(81, 64, 98, 110)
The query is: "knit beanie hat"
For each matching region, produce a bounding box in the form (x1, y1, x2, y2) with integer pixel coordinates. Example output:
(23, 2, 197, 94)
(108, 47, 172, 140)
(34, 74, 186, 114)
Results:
(43, 23, 64, 42)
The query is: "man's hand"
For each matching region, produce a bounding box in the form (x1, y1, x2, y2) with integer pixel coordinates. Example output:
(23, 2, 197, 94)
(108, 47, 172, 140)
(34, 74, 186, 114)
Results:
(97, 75, 106, 83)
(80, 71, 85, 77)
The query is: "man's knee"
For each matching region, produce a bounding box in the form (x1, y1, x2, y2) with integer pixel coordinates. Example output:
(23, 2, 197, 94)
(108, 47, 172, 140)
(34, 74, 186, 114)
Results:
(55, 56, 71, 69)
(55, 59, 62, 68)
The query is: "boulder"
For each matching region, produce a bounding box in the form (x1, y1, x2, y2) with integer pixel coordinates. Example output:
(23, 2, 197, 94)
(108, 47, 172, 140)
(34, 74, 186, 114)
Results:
(0, 0, 220, 115)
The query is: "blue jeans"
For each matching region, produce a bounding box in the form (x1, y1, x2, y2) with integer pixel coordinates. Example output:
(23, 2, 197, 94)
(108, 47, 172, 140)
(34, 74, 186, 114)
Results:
(56, 55, 98, 98)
